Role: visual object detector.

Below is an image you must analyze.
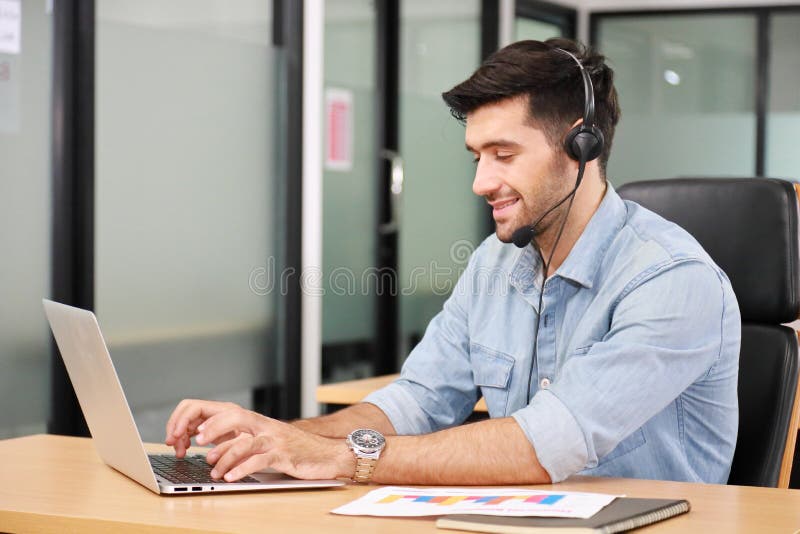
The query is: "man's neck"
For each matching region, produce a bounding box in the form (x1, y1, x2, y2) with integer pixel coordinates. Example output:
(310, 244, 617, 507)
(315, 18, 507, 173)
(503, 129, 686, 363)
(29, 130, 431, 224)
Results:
(535, 174, 607, 278)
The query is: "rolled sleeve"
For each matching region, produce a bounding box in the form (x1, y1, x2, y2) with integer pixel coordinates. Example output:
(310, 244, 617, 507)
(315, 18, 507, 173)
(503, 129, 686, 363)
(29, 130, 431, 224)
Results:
(512, 390, 588, 483)
(363, 380, 437, 435)
(360, 242, 488, 436)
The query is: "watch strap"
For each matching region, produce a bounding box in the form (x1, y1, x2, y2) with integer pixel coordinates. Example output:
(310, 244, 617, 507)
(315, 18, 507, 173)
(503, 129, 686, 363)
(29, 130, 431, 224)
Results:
(352, 456, 378, 484)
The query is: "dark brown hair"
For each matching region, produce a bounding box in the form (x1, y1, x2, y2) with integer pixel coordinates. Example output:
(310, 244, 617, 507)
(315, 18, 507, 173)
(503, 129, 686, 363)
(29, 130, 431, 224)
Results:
(442, 38, 620, 177)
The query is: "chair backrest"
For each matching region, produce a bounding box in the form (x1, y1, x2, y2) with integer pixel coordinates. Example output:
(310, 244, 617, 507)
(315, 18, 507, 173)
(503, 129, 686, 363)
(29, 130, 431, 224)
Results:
(618, 177, 800, 487)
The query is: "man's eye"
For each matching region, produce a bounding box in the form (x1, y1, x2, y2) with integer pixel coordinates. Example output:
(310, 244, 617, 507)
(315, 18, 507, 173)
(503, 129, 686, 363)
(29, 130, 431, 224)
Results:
(472, 156, 480, 165)
(496, 153, 513, 161)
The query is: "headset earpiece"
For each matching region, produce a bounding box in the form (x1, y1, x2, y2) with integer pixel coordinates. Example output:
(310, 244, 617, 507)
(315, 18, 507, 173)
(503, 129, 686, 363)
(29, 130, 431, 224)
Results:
(564, 124, 604, 163)
(556, 47, 605, 165)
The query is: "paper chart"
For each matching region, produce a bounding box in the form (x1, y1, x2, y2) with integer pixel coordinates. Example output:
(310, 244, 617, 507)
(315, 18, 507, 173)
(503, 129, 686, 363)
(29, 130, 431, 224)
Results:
(331, 486, 619, 518)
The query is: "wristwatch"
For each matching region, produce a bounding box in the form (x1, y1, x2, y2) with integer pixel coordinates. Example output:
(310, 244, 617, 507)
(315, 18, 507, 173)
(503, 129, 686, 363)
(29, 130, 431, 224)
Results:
(346, 428, 386, 483)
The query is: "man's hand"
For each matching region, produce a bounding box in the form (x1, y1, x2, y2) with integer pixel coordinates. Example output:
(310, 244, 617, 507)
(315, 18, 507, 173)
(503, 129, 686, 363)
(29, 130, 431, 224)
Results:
(164, 399, 244, 457)
(196, 407, 355, 482)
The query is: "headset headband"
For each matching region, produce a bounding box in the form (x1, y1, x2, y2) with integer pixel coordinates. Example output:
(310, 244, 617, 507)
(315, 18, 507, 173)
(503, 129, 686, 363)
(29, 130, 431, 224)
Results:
(555, 48, 595, 130)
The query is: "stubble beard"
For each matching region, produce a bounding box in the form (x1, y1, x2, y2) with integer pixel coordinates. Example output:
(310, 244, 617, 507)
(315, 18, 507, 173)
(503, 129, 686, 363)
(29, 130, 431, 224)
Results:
(495, 152, 572, 245)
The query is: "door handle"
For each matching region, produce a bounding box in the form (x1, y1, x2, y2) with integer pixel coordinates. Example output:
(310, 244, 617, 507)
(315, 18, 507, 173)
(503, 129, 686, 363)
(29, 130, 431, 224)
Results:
(379, 149, 404, 234)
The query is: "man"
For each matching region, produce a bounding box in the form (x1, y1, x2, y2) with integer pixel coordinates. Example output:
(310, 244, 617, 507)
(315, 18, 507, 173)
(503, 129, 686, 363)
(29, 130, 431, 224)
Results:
(165, 39, 740, 486)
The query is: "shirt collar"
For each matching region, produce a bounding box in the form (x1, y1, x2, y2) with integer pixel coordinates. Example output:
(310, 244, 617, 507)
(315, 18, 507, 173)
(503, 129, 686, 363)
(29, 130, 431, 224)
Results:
(509, 182, 627, 294)
(508, 241, 545, 310)
(555, 182, 627, 289)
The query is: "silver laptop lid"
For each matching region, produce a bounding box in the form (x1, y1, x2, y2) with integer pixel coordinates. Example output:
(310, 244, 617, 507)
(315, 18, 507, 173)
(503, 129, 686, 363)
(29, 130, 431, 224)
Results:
(43, 299, 160, 493)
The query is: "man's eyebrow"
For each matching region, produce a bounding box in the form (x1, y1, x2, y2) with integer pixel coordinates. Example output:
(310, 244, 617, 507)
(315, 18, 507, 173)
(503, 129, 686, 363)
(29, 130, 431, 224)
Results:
(465, 139, 522, 152)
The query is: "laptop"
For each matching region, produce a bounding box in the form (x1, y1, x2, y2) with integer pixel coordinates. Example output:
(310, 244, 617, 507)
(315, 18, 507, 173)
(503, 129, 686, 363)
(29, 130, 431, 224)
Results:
(43, 299, 344, 495)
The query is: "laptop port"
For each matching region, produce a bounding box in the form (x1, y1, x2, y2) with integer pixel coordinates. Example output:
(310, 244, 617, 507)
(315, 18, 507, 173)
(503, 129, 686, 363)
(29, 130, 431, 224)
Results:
(192, 487, 202, 491)
(174, 487, 187, 492)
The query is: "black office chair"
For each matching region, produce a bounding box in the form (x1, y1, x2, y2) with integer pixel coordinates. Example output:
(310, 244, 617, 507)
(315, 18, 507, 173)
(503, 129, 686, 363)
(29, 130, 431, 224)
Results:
(618, 177, 800, 488)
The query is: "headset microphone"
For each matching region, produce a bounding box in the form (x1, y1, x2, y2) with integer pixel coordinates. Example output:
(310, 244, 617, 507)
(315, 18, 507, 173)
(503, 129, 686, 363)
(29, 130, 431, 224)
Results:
(511, 226, 536, 249)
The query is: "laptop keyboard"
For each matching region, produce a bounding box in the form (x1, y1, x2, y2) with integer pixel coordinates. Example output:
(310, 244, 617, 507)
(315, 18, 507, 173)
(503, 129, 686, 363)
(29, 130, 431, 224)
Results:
(149, 454, 260, 484)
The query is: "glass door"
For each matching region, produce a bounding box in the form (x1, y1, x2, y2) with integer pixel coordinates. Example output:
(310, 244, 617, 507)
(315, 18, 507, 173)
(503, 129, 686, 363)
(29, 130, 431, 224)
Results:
(321, 0, 489, 381)
(397, 0, 486, 365)
(321, 0, 380, 382)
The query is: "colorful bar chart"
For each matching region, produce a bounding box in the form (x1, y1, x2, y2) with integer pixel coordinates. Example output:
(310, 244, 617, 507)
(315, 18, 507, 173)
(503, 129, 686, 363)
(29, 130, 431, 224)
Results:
(377, 493, 565, 506)
(332, 486, 619, 518)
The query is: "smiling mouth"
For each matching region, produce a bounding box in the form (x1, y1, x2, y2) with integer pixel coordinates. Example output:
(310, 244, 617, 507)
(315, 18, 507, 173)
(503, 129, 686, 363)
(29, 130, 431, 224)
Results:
(491, 198, 519, 217)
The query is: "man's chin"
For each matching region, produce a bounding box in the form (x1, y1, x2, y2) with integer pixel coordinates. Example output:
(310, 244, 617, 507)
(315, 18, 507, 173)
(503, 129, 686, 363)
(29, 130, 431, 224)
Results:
(494, 224, 514, 244)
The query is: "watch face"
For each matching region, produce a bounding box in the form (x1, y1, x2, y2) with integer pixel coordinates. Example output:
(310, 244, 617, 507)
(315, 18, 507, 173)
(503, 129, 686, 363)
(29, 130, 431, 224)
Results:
(350, 429, 385, 453)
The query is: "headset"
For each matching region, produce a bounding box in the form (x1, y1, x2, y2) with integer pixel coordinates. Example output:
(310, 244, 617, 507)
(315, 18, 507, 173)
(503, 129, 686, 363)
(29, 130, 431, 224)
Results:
(559, 48, 605, 165)
(510, 46, 605, 247)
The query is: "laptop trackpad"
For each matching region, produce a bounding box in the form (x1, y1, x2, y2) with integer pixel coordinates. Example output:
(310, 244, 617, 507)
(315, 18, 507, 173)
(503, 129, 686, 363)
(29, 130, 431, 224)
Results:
(250, 468, 343, 486)
(251, 468, 298, 482)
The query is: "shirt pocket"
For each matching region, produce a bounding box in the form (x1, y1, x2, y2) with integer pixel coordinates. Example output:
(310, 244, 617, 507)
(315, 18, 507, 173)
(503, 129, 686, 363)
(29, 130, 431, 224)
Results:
(470, 343, 515, 418)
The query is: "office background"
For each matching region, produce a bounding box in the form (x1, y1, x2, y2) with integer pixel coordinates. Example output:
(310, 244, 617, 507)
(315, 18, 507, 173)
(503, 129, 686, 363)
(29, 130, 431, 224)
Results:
(1, 0, 799, 457)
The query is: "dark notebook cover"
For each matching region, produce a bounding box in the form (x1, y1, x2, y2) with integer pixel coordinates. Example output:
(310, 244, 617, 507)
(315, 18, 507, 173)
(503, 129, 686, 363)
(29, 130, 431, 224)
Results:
(436, 497, 690, 533)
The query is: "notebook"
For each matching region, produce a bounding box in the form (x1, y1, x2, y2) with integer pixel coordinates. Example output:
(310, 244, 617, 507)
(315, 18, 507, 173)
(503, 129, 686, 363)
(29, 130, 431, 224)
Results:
(436, 497, 690, 533)
(43, 299, 344, 495)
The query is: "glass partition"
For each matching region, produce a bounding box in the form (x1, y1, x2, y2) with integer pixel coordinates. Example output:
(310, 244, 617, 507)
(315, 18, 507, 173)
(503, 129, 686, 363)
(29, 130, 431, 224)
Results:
(766, 12, 800, 180)
(95, 0, 280, 441)
(596, 14, 757, 185)
(0, 0, 52, 439)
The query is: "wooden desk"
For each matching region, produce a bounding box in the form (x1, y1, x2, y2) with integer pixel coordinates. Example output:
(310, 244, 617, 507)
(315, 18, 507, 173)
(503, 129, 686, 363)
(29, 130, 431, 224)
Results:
(317, 373, 489, 412)
(3, 435, 800, 533)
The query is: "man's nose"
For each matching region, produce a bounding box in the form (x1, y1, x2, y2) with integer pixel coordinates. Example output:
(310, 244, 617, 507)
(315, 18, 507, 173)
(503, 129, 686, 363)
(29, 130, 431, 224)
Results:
(472, 161, 502, 197)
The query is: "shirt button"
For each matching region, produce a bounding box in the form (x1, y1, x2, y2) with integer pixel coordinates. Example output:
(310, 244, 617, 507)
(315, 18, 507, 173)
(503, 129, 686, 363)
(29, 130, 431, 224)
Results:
(540, 378, 551, 389)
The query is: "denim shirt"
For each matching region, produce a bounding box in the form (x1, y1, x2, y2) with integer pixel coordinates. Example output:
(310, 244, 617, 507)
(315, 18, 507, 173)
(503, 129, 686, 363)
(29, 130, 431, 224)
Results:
(364, 184, 740, 484)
